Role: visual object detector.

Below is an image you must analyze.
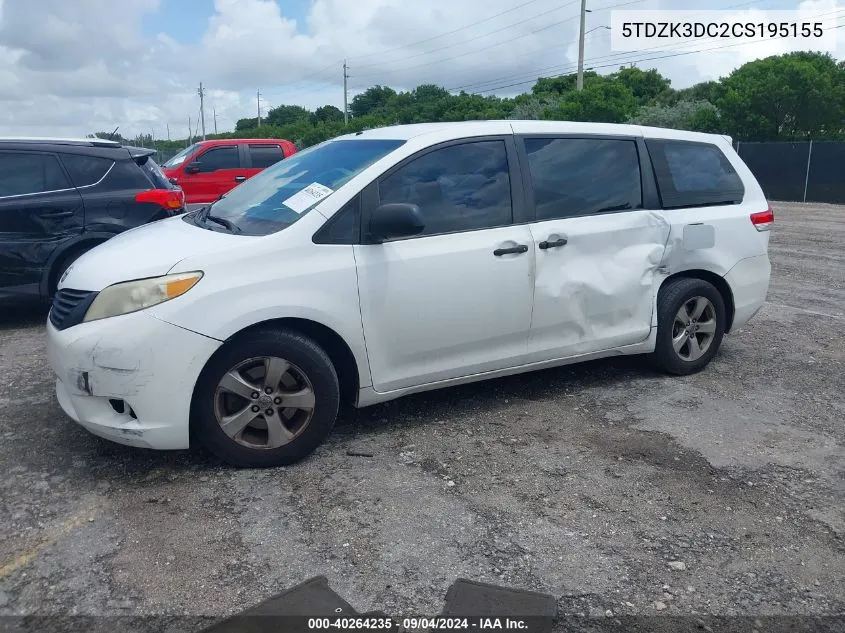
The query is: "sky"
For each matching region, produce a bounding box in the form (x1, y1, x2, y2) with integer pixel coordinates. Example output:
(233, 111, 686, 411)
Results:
(0, 0, 841, 138)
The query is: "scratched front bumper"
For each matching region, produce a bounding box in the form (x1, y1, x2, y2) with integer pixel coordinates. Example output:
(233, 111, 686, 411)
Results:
(46, 310, 221, 450)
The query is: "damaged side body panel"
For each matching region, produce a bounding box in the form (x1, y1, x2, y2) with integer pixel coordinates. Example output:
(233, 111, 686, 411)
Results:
(527, 209, 671, 361)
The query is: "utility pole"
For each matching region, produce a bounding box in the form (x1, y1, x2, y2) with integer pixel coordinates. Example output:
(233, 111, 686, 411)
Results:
(166, 123, 170, 141)
(188, 116, 192, 146)
(213, 106, 218, 134)
(343, 59, 349, 125)
(576, 0, 587, 90)
(198, 82, 207, 140)
(257, 90, 262, 127)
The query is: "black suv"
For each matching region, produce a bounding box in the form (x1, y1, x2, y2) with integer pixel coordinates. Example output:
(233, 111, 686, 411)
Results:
(0, 137, 185, 304)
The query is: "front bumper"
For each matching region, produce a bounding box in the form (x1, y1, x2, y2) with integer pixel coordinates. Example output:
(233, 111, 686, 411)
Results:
(46, 310, 221, 449)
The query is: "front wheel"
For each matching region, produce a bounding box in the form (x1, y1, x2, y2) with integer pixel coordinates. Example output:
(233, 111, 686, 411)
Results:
(192, 329, 340, 468)
(649, 277, 726, 376)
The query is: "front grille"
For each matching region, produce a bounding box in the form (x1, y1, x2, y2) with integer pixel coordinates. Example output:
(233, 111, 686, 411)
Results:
(50, 288, 97, 330)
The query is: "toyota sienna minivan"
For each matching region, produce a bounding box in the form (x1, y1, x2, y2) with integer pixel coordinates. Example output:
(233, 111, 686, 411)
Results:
(47, 121, 773, 467)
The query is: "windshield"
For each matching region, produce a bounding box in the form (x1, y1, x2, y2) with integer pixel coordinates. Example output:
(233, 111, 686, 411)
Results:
(164, 143, 200, 168)
(196, 138, 405, 236)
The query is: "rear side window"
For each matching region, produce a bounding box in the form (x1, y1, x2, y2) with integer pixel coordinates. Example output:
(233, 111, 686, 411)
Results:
(523, 137, 642, 220)
(646, 139, 745, 209)
(249, 144, 284, 168)
(196, 146, 240, 172)
(0, 152, 71, 197)
(102, 159, 154, 190)
(60, 154, 114, 187)
(379, 140, 513, 237)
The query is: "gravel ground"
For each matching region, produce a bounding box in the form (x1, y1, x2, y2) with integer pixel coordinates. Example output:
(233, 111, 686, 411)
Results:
(0, 201, 843, 625)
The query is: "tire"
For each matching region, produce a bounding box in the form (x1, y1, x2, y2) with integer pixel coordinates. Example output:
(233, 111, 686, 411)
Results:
(649, 277, 726, 376)
(192, 328, 340, 468)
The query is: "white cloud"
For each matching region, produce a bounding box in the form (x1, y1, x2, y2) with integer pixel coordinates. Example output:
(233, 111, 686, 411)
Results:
(0, 0, 841, 137)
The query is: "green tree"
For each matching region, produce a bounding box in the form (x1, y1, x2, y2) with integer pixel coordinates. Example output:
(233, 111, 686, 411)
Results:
(350, 85, 397, 118)
(543, 76, 638, 123)
(265, 104, 311, 127)
(532, 72, 598, 97)
(673, 80, 720, 105)
(628, 100, 722, 133)
(715, 51, 845, 140)
(235, 117, 258, 131)
(311, 105, 344, 123)
(611, 67, 672, 105)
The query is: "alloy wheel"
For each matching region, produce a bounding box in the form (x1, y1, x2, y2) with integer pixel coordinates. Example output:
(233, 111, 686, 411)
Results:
(671, 296, 718, 362)
(213, 356, 316, 449)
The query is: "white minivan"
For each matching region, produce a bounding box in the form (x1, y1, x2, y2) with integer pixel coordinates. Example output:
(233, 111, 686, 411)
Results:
(46, 121, 773, 467)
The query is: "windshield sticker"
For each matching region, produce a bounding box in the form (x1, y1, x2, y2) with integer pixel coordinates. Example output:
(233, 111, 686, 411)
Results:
(282, 182, 334, 214)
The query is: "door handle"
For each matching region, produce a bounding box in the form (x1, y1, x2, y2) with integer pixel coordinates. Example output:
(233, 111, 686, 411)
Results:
(234, 176, 246, 182)
(493, 244, 529, 256)
(539, 237, 568, 250)
(39, 211, 74, 219)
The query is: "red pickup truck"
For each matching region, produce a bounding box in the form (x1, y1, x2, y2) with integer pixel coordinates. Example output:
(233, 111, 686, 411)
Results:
(162, 138, 296, 207)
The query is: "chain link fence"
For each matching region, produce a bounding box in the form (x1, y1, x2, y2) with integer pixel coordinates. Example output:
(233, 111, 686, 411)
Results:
(735, 141, 845, 204)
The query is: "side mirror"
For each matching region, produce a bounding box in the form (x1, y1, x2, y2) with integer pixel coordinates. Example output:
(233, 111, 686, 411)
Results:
(185, 162, 200, 174)
(168, 177, 179, 185)
(368, 203, 425, 242)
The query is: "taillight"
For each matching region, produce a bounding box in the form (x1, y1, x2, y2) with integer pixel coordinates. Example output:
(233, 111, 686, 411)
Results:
(750, 205, 774, 231)
(135, 188, 185, 211)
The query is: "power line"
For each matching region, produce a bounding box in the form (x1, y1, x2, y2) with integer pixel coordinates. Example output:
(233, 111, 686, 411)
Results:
(452, 4, 844, 93)
(351, 0, 647, 80)
(347, 0, 548, 62)
(449, 0, 774, 92)
(473, 19, 845, 94)
(259, 60, 342, 98)
(352, 0, 580, 71)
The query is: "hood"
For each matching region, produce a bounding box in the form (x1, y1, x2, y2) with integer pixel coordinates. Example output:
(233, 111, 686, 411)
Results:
(60, 215, 245, 292)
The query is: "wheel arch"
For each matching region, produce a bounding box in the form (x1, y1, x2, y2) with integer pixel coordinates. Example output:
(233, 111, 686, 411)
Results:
(659, 269, 736, 333)
(199, 317, 362, 408)
(40, 232, 118, 298)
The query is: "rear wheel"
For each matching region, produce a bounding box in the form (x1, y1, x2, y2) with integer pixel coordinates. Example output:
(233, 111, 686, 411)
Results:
(649, 277, 726, 375)
(192, 329, 340, 468)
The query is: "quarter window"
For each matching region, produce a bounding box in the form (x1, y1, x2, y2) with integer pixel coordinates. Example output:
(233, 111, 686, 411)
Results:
(646, 139, 744, 209)
(523, 138, 642, 221)
(0, 152, 71, 197)
(60, 154, 113, 187)
(196, 146, 240, 172)
(379, 140, 512, 237)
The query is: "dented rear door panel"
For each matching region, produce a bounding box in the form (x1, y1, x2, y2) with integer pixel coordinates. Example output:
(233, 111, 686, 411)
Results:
(0, 188, 84, 299)
(527, 210, 670, 360)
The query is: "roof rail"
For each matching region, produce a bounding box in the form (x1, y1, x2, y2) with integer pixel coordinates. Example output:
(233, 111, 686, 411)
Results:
(0, 136, 122, 147)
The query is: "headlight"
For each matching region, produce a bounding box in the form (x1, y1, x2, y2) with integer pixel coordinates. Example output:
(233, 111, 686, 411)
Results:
(83, 272, 203, 322)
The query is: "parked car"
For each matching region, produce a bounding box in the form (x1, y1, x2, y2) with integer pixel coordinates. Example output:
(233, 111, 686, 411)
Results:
(47, 121, 772, 467)
(0, 137, 184, 304)
(162, 138, 296, 208)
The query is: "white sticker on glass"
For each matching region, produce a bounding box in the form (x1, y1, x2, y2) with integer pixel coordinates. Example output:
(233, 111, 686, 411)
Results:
(282, 182, 334, 214)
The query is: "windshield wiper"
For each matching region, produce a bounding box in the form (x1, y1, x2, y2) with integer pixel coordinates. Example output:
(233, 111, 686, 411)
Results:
(205, 214, 241, 233)
(192, 203, 240, 233)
